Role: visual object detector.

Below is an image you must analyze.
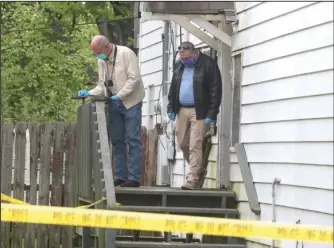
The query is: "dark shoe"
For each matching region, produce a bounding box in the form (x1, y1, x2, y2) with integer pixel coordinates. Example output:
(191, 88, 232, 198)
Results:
(120, 180, 140, 188)
(181, 181, 201, 190)
(114, 179, 125, 186)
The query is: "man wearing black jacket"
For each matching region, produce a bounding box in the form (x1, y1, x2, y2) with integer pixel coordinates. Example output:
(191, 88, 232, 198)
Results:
(167, 41, 222, 190)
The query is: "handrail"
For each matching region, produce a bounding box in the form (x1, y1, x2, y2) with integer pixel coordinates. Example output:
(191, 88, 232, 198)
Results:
(235, 143, 261, 215)
(92, 99, 117, 247)
(73, 96, 117, 247)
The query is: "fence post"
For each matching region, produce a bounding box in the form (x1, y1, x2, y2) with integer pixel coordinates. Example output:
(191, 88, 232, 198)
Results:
(12, 122, 26, 248)
(1, 123, 14, 248)
(37, 122, 53, 247)
(25, 123, 40, 248)
(50, 122, 66, 248)
(63, 123, 77, 248)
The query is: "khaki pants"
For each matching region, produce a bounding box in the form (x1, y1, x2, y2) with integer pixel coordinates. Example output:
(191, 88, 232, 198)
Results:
(176, 107, 208, 183)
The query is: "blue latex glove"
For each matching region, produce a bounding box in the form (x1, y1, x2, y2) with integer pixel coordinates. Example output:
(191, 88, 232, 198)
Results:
(78, 90, 89, 97)
(168, 113, 176, 121)
(204, 118, 214, 125)
(110, 95, 120, 105)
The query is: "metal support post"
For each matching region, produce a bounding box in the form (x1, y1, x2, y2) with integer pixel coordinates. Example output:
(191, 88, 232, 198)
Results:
(147, 84, 154, 129)
(133, 2, 140, 56)
(216, 15, 233, 189)
(161, 21, 172, 186)
(161, 20, 170, 131)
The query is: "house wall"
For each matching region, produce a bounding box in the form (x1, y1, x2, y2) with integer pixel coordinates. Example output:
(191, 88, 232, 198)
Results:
(138, 2, 333, 247)
(232, 2, 334, 248)
(139, 20, 163, 130)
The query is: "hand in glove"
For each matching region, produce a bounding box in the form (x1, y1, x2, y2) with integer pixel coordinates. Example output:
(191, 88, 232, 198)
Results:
(78, 90, 89, 97)
(204, 118, 214, 125)
(168, 113, 176, 121)
(110, 95, 120, 105)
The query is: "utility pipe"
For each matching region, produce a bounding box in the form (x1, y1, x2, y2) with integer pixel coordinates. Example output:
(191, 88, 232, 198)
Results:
(271, 177, 281, 248)
(161, 20, 170, 134)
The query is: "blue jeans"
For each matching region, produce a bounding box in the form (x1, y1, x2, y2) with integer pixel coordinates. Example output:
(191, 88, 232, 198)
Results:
(108, 100, 142, 182)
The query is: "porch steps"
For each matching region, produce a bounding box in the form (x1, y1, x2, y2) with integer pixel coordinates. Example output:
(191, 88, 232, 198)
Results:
(112, 186, 246, 248)
(116, 241, 246, 247)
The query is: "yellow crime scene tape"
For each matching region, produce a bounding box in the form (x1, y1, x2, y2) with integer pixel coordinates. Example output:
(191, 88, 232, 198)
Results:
(1, 203, 333, 243)
(1, 193, 120, 209)
(1, 193, 30, 205)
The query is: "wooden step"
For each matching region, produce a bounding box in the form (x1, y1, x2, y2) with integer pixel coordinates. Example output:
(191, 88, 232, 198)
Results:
(115, 187, 236, 197)
(115, 241, 246, 248)
(116, 236, 200, 242)
(115, 187, 237, 209)
(113, 205, 239, 218)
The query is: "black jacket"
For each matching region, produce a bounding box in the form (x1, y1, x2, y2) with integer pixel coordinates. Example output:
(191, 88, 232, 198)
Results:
(167, 51, 222, 120)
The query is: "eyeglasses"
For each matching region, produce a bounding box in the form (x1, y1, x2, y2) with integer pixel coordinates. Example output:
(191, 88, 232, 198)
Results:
(178, 46, 192, 51)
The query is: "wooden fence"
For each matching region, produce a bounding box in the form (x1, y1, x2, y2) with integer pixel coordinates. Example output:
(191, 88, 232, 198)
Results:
(1, 119, 161, 247)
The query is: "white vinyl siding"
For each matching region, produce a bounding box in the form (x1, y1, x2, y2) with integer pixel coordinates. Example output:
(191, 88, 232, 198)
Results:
(231, 2, 334, 248)
(139, 3, 334, 248)
(139, 20, 164, 129)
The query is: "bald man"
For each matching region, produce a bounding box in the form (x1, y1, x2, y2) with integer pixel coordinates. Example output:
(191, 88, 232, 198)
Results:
(78, 35, 145, 187)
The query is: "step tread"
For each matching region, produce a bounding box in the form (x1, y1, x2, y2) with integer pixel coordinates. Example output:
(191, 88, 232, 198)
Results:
(116, 236, 200, 242)
(115, 241, 246, 248)
(115, 187, 236, 197)
(113, 206, 239, 215)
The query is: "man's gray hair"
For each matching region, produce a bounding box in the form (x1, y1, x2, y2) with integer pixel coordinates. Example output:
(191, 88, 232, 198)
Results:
(96, 36, 110, 49)
(180, 41, 195, 51)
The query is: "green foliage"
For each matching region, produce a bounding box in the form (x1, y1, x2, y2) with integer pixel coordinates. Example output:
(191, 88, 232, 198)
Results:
(1, 1, 134, 122)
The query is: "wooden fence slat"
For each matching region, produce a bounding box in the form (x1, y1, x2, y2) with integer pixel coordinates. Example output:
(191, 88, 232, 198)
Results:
(140, 125, 160, 237)
(62, 123, 77, 248)
(50, 122, 65, 248)
(145, 124, 161, 186)
(144, 129, 152, 186)
(0, 119, 162, 247)
(77, 103, 93, 200)
(140, 126, 147, 185)
(37, 122, 53, 248)
(12, 122, 27, 248)
(1, 123, 14, 248)
(25, 123, 40, 248)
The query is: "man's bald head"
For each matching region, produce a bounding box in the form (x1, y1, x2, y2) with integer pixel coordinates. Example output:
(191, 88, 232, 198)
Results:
(90, 35, 112, 55)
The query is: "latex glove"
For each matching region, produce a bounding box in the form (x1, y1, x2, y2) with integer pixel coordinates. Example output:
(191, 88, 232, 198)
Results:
(78, 90, 89, 97)
(168, 113, 176, 121)
(110, 95, 120, 105)
(204, 118, 214, 125)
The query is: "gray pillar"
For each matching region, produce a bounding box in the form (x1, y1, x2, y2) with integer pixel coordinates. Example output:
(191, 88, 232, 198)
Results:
(216, 16, 233, 189)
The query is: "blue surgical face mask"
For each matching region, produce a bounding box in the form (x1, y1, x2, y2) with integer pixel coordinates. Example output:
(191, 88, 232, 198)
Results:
(97, 54, 108, 60)
(181, 56, 196, 64)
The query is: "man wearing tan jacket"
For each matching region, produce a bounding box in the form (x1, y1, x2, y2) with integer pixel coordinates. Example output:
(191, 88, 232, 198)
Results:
(78, 35, 145, 187)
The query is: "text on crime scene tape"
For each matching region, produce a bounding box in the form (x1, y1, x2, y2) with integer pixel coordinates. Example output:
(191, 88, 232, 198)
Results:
(1, 203, 333, 243)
